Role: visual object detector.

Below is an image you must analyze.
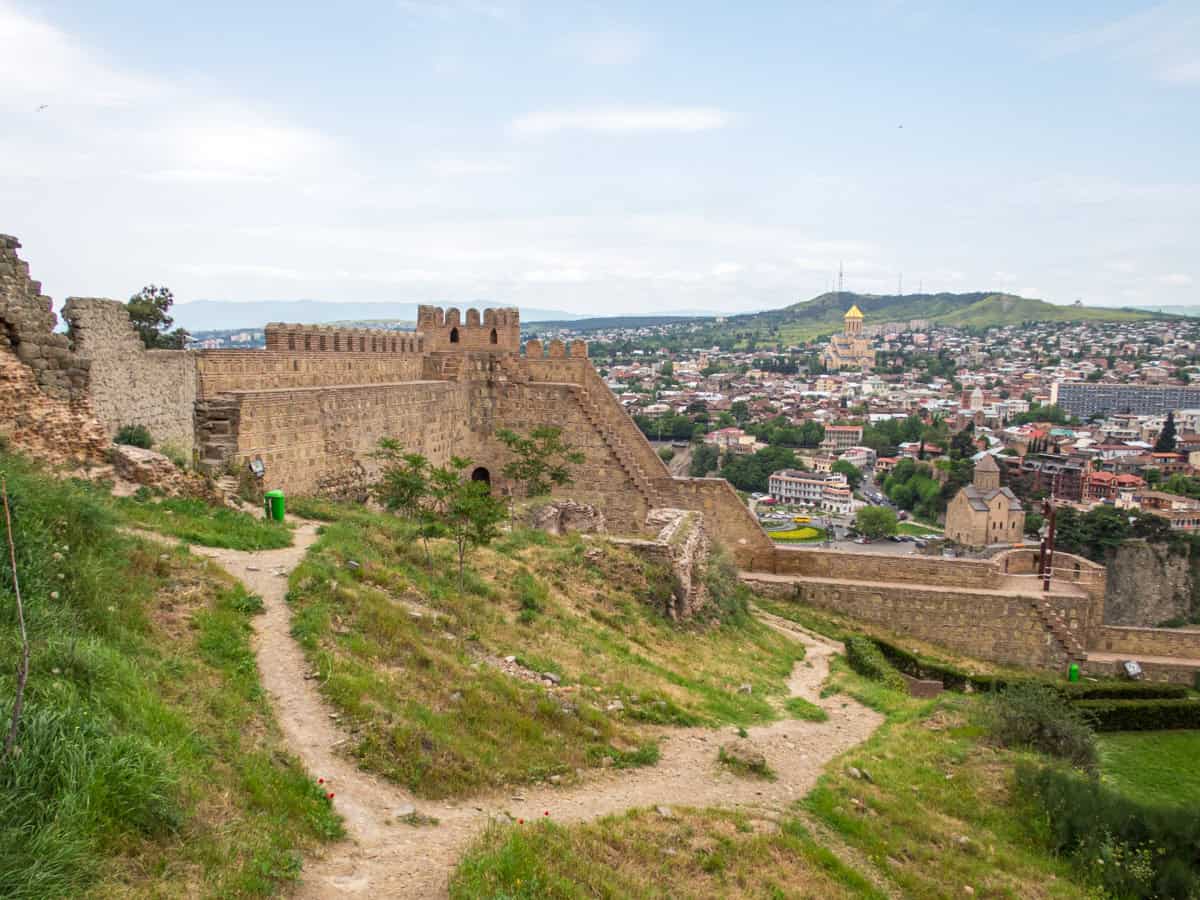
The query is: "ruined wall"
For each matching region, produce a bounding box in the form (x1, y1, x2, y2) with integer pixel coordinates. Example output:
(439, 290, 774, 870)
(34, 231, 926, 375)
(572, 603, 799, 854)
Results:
(1103, 540, 1197, 627)
(63, 298, 198, 455)
(0, 345, 108, 465)
(197, 350, 424, 397)
(1092, 625, 1200, 661)
(660, 477, 777, 569)
(0, 235, 88, 399)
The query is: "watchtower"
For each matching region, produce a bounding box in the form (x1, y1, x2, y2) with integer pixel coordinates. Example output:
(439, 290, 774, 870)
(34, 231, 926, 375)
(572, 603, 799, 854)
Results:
(417, 305, 520, 352)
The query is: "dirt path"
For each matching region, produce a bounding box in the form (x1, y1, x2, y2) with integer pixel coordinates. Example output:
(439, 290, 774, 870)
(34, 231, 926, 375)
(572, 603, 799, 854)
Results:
(181, 526, 883, 898)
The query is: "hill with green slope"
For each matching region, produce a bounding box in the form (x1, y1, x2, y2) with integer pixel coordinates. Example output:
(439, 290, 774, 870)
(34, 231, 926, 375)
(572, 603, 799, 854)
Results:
(723, 291, 1161, 345)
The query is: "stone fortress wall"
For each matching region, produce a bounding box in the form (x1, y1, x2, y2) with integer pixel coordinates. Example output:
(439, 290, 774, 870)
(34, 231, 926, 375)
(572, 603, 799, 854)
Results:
(5, 232, 1200, 679)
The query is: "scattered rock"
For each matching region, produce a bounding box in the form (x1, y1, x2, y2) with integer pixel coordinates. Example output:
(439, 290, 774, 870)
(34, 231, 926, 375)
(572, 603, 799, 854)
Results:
(346, 560, 361, 570)
(549, 775, 563, 785)
(542, 671, 561, 685)
(450, 692, 464, 703)
(606, 700, 624, 713)
(847, 766, 863, 779)
(656, 805, 674, 819)
(736, 683, 753, 695)
(394, 804, 416, 818)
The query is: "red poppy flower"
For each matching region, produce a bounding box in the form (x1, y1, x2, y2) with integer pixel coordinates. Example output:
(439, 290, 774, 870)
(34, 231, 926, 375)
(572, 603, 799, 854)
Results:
(327, 792, 335, 800)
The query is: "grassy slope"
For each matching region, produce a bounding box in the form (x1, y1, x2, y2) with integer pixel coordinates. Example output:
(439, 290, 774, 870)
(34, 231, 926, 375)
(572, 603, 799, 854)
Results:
(449, 646, 1091, 898)
(1098, 731, 1200, 807)
(111, 494, 293, 550)
(0, 452, 340, 899)
(745, 290, 1158, 344)
(285, 504, 803, 799)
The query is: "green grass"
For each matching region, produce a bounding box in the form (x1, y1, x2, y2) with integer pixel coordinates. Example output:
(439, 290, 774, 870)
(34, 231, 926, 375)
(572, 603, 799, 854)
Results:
(112, 494, 293, 550)
(0, 450, 340, 899)
(897, 522, 941, 538)
(1098, 731, 1200, 807)
(284, 504, 804, 799)
(450, 808, 884, 899)
(784, 696, 829, 722)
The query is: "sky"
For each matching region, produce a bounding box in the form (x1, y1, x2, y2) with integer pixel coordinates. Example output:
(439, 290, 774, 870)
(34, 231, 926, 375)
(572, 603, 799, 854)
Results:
(1, 0, 1197, 316)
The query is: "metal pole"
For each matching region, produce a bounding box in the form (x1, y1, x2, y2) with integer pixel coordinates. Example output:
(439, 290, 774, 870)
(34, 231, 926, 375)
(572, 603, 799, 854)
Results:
(1042, 499, 1056, 592)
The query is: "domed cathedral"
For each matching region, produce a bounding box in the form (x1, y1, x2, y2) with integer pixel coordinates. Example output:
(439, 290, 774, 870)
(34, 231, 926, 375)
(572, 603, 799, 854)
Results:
(821, 304, 876, 371)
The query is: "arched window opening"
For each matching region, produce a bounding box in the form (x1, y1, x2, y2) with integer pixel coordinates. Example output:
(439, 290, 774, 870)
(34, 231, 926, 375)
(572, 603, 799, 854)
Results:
(450, 327, 460, 344)
(471, 467, 491, 487)
(489, 328, 498, 345)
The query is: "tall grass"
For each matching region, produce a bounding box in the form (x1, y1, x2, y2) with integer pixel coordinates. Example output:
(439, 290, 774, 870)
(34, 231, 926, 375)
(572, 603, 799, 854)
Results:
(113, 494, 292, 550)
(0, 451, 338, 896)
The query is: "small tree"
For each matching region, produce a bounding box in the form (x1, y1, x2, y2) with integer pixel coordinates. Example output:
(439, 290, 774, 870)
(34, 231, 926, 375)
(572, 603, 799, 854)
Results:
(372, 440, 438, 569)
(127, 284, 189, 349)
(831, 459, 863, 490)
(430, 457, 507, 591)
(496, 426, 585, 498)
(855, 505, 898, 539)
(1155, 411, 1178, 453)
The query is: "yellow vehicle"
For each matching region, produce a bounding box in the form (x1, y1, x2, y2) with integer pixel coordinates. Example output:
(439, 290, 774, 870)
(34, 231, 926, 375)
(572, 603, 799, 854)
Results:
(792, 515, 811, 524)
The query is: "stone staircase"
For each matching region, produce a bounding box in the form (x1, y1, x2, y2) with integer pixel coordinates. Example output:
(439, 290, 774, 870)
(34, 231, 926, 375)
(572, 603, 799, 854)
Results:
(570, 385, 664, 509)
(1031, 599, 1088, 663)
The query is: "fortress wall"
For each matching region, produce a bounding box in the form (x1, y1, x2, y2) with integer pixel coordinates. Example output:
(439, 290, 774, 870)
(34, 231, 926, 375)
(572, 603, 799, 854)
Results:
(418, 305, 520, 353)
(772, 546, 1000, 588)
(1092, 625, 1200, 661)
(264, 323, 422, 353)
(197, 350, 424, 397)
(63, 298, 198, 454)
(753, 576, 1082, 671)
(490, 381, 651, 532)
(214, 381, 472, 496)
(994, 548, 1107, 604)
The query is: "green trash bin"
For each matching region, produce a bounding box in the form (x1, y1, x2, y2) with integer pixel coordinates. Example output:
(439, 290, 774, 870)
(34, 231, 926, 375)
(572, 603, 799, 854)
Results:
(1067, 662, 1080, 683)
(264, 490, 286, 523)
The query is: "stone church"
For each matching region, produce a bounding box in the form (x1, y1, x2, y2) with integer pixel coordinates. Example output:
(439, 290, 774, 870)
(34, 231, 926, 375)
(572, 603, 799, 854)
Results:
(944, 454, 1025, 547)
(821, 305, 875, 371)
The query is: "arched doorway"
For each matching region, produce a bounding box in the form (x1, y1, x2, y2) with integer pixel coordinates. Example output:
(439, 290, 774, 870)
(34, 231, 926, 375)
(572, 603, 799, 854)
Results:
(471, 466, 491, 488)
(489, 328, 498, 344)
(450, 326, 460, 343)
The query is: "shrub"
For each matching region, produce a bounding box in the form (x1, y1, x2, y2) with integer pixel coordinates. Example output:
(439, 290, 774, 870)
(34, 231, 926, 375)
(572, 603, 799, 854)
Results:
(844, 636, 907, 692)
(1064, 683, 1189, 701)
(114, 424, 152, 449)
(985, 682, 1097, 768)
(1016, 763, 1200, 898)
(1074, 698, 1200, 732)
(701, 546, 751, 624)
(657, 447, 675, 463)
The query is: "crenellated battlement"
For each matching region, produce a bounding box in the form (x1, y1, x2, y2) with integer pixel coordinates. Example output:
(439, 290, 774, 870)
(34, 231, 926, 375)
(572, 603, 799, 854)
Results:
(417, 305, 520, 353)
(265, 323, 423, 354)
(522, 338, 588, 359)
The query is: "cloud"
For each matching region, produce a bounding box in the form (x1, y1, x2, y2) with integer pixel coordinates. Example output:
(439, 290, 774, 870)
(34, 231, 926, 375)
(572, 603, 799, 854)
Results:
(561, 29, 649, 66)
(1047, 2, 1200, 85)
(1158, 273, 1194, 286)
(395, 0, 513, 20)
(509, 106, 729, 136)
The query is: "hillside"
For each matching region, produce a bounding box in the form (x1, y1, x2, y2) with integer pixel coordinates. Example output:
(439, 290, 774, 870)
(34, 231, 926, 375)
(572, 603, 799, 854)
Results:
(724, 290, 1160, 344)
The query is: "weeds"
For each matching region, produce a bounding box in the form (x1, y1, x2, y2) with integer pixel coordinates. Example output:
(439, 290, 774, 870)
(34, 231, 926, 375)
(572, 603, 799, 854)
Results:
(784, 696, 829, 722)
(984, 682, 1097, 769)
(112, 495, 292, 550)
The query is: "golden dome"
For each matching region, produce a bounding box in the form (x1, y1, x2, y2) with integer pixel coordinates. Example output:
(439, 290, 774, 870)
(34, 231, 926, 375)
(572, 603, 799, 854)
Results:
(844, 304, 864, 319)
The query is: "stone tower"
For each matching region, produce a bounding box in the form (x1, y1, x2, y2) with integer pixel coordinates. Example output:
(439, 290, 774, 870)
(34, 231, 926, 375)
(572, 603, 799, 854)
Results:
(974, 453, 1001, 491)
(843, 304, 864, 337)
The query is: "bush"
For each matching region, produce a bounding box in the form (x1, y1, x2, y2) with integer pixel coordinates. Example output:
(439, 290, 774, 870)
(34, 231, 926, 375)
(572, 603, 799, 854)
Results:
(844, 636, 907, 692)
(1074, 698, 1200, 732)
(985, 682, 1097, 768)
(1016, 762, 1200, 898)
(114, 424, 152, 449)
(657, 447, 675, 463)
(1064, 682, 1189, 701)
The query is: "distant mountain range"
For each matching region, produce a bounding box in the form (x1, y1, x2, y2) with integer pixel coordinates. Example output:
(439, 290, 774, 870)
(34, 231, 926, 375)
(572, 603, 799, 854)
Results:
(171, 300, 588, 332)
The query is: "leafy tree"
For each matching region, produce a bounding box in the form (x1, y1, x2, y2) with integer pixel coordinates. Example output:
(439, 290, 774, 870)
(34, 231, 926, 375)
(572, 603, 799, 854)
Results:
(855, 506, 898, 539)
(689, 443, 720, 477)
(1155, 411, 1178, 453)
(496, 426, 585, 498)
(657, 447, 675, 463)
(126, 284, 189, 349)
(719, 445, 799, 493)
(731, 400, 751, 424)
(372, 441, 441, 569)
(429, 456, 508, 591)
(831, 459, 862, 490)
(949, 428, 977, 461)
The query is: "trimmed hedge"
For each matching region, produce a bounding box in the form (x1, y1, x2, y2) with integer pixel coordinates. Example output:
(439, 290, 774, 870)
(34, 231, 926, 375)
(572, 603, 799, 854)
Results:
(1075, 698, 1200, 732)
(1016, 762, 1200, 898)
(844, 636, 907, 691)
(1064, 682, 1189, 701)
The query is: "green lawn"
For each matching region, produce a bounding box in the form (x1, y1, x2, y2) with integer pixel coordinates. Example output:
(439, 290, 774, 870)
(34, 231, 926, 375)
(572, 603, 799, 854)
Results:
(1098, 731, 1200, 807)
(897, 522, 941, 538)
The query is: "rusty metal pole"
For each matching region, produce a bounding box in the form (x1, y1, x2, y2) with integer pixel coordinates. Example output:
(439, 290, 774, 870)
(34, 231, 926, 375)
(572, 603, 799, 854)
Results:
(1042, 498, 1056, 592)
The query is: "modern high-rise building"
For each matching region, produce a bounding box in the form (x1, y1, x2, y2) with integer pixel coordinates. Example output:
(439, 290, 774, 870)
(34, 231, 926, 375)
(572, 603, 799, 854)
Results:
(1051, 382, 1200, 417)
